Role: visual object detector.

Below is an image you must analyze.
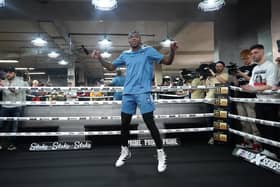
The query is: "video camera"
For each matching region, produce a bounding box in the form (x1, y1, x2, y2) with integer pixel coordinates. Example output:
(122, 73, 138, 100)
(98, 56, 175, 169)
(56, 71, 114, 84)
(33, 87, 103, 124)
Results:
(196, 63, 216, 80)
(181, 69, 199, 81)
(226, 62, 239, 75)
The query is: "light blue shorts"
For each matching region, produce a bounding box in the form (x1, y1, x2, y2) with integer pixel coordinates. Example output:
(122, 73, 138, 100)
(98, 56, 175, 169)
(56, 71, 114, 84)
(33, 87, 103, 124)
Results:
(121, 93, 155, 115)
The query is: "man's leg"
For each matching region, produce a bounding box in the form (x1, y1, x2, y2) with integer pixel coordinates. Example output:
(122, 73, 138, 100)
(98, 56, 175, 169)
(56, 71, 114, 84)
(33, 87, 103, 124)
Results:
(120, 112, 132, 147)
(142, 112, 163, 149)
(115, 95, 136, 168)
(142, 111, 166, 173)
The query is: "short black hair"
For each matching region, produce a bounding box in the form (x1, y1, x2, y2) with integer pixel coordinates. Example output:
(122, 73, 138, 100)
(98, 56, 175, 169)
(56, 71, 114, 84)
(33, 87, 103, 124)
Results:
(128, 31, 141, 38)
(250, 44, 264, 51)
(215, 61, 225, 67)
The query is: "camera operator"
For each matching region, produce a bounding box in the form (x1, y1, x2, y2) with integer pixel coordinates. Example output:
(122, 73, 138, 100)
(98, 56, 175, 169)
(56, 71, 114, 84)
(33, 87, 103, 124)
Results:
(181, 69, 205, 99)
(242, 44, 279, 158)
(232, 49, 259, 149)
(205, 61, 229, 99)
(204, 61, 228, 144)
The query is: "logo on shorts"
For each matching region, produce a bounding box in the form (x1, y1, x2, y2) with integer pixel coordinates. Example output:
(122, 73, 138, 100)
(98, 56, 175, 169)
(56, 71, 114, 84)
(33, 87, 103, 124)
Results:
(146, 95, 153, 103)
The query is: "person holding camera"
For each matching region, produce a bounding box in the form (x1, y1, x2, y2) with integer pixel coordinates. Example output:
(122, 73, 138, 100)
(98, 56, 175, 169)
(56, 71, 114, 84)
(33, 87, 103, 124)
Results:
(205, 61, 229, 99)
(232, 49, 260, 149)
(205, 61, 229, 144)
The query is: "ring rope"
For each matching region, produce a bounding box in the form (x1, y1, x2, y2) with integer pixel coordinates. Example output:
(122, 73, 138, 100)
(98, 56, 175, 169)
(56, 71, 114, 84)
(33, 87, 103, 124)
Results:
(229, 97, 280, 104)
(0, 127, 214, 137)
(0, 113, 214, 121)
(228, 114, 280, 128)
(0, 99, 215, 106)
(0, 85, 218, 92)
(229, 128, 280, 148)
(230, 86, 280, 94)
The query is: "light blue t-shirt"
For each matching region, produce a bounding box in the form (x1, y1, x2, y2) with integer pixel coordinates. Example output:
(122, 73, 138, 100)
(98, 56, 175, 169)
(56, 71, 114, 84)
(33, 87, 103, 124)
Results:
(112, 46, 164, 94)
(111, 76, 125, 100)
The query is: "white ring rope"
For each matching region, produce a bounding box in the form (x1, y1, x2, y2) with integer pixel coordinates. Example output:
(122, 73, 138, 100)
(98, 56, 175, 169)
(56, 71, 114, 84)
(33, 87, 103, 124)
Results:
(0, 85, 218, 92)
(230, 86, 280, 94)
(229, 114, 280, 128)
(0, 99, 215, 106)
(230, 97, 280, 104)
(0, 113, 214, 121)
(0, 127, 214, 137)
(229, 128, 280, 148)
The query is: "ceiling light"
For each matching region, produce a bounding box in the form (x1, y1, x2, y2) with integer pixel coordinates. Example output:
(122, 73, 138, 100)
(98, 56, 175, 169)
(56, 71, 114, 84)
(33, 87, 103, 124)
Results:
(0, 60, 19, 63)
(198, 0, 225, 12)
(58, 60, 69, 65)
(48, 51, 60, 58)
(31, 37, 48, 47)
(160, 38, 174, 48)
(98, 38, 112, 49)
(15, 67, 35, 71)
(0, 0, 5, 7)
(100, 51, 112, 59)
(29, 72, 46, 75)
(92, 0, 117, 11)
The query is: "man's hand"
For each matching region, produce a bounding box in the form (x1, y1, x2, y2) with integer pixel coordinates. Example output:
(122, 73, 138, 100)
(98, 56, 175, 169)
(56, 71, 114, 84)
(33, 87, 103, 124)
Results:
(170, 41, 178, 52)
(241, 84, 256, 92)
(91, 50, 102, 61)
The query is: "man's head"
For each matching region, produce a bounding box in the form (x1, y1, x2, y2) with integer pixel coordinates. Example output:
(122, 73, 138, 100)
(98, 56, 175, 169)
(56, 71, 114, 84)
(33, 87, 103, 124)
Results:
(32, 80, 39, 87)
(215, 61, 225, 73)
(250, 44, 265, 63)
(240, 49, 252, 66)
(4, 66, 16, 80)
(128, 31, 142, 50)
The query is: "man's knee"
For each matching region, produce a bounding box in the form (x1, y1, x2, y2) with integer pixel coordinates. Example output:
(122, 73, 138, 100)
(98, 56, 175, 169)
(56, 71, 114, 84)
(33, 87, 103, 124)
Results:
(142, 112, 154, 124)
(121, 112, 132, 124)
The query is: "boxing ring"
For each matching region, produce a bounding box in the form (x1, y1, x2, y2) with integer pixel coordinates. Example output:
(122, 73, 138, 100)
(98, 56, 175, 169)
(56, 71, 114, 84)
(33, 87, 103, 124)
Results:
(0, 85, 279, 187)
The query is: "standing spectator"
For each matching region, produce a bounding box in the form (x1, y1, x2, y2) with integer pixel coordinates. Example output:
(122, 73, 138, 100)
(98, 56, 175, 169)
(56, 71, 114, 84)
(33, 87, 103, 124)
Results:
(232, 49, 260, 149)
(0, 66, 27, 151)
(108, 69, 125, 100)
(242, 44, 279, 158)
(205, 61, 229, 99)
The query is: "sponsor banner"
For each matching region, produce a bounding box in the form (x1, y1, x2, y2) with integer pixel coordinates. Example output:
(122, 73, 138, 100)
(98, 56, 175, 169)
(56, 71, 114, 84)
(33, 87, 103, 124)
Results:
(233, 148, 280, 175)
(29, 141, 92, 152)
(128, 138, 180, 148)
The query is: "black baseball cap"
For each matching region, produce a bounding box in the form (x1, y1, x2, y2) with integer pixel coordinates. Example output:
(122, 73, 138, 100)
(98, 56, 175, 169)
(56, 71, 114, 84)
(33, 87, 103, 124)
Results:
(4, 66, 16, 73)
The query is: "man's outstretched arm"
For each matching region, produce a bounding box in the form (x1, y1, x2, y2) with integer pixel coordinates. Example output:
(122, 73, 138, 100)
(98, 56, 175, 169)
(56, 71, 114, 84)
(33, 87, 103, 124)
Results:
(91, 50, 116, 71)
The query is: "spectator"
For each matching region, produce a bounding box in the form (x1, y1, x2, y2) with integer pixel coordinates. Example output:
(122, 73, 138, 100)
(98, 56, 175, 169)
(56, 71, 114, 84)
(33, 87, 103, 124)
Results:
(233, 49, 260, 149)
(0, 66, 27, 151)
(242, 44, 279, 158)
(108, 69, 125, 100)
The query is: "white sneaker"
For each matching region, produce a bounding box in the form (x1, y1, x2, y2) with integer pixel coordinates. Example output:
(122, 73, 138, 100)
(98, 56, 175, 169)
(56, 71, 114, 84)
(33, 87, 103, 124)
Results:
(157, 149, 167, 173)
(115, 146, 131, 167)
(261, 149, 278, 159)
